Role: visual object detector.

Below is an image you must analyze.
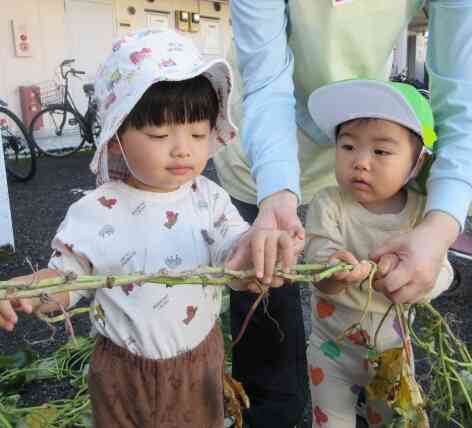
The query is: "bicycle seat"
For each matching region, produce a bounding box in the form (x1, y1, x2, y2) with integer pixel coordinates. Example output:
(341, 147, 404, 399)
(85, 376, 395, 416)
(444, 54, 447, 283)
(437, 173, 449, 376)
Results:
(0, 98, 7, 107)
(83, 83, 95, 96)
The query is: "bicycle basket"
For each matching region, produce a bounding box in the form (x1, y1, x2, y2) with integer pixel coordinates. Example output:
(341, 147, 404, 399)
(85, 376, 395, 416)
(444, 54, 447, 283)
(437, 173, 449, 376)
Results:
(32, 80, 65, 106)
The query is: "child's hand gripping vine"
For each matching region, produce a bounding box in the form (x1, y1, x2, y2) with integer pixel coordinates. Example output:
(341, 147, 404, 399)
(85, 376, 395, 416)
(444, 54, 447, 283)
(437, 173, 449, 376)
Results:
(315, 250, 371, 295)
(0, 269, 69, 332)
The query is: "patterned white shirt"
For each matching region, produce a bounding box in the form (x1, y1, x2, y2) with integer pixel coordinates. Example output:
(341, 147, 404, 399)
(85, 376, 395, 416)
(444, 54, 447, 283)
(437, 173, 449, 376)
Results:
(49, 177, 249, 359)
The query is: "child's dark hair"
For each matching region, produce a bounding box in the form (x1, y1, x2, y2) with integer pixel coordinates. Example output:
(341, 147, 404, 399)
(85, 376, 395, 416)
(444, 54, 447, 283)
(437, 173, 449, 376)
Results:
(118, 75, 219, 134)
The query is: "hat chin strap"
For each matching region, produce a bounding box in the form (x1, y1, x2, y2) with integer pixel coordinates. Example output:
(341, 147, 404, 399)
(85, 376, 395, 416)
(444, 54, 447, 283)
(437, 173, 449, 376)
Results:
(405, 146, 429, 184)
(114, 133, 155, 188)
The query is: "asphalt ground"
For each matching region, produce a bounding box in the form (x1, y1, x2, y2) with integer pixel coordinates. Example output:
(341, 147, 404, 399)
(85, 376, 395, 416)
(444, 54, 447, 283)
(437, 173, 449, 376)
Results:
(1, 152, 471, 427)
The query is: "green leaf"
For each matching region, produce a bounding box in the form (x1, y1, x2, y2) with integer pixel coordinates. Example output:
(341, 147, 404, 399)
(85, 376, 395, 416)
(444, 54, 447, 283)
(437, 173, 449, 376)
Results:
(0, 393, 20, 407)
(25, 359, 57, 383)
(0, 373, 26, 395)
(0, 349, 37, 371)
(0, 350, 37, 395)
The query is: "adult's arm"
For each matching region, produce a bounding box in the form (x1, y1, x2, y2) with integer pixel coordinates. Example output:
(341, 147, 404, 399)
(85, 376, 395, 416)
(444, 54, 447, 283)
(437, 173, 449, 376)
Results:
(230, 0, 300, 204)
(425, 0, 472, 228)
(227, 1, 304, 282)
(371, 0, 472, 304)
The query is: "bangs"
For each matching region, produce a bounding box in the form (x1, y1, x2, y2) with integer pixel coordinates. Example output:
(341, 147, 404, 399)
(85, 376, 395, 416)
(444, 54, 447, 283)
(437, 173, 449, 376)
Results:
(119, 75, 219, 134)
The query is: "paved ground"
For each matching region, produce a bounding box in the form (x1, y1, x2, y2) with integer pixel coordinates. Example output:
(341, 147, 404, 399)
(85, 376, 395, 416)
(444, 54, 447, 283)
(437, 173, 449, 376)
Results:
(1, 152, 472, 427)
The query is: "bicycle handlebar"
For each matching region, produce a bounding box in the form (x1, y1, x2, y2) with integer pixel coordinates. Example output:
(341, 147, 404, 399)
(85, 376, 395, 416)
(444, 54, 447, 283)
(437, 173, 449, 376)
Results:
(61, 59, 75, 67)
(60, 59, 76, 79)
(59, 58, 86, 81)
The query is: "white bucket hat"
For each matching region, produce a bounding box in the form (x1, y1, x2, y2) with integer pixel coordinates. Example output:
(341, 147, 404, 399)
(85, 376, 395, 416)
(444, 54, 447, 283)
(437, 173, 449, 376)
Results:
(91, 28, 237, 185)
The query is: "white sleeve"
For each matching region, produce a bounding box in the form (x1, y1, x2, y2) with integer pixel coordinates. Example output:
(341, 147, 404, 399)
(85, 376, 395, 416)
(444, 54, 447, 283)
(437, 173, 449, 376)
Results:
(48, 212, 95, 308)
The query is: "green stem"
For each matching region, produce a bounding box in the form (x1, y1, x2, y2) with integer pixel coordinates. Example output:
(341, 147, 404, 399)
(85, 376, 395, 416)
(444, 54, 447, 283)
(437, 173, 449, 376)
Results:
(374, 304, 395, 349)
(422, 303, 472, 362)
(314, 263, 352, 281)
(0, 264, 341, 301)
(0, 413, 13, 428)
(439, 329, 455, 415)
(450, 365, 472, 414)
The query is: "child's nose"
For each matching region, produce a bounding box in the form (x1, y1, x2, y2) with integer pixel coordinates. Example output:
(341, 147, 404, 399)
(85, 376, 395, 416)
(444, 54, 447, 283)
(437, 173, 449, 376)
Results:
(172, 138, 191, 158)
(353, 152, 370, 170)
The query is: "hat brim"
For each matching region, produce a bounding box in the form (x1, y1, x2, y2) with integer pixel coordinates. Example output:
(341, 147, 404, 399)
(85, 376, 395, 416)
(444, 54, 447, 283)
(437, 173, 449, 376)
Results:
(307, 80, 423, 145)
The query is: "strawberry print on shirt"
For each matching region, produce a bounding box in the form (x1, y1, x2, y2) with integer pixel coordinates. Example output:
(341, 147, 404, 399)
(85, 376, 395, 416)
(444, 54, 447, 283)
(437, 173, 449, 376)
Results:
(98, 196, 117, 209)
(183, 306, 198, 325)
(165, 211, 178, 229)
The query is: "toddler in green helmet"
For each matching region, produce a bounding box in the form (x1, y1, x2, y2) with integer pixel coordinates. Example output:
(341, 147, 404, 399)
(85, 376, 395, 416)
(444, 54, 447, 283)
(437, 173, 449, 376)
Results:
(304, 79, 453, 427)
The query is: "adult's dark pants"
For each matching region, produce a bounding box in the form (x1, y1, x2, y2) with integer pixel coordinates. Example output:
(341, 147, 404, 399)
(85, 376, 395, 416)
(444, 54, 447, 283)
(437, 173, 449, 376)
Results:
(230, 197, 308, 428)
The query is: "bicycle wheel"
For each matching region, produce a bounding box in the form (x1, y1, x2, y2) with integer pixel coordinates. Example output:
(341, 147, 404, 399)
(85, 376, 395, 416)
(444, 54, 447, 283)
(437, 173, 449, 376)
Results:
(0, 107, 36, 181)
(29, 104, 87, 157)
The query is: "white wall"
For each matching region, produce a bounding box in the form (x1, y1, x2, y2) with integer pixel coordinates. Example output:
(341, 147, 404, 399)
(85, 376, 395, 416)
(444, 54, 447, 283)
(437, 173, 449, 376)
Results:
(0, 0, 66, 116)
(0, 0, 231, 119)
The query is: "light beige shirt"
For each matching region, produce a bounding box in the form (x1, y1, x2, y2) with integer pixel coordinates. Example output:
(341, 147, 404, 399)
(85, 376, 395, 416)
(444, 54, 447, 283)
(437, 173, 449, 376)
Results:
(305, 186, 453, 313)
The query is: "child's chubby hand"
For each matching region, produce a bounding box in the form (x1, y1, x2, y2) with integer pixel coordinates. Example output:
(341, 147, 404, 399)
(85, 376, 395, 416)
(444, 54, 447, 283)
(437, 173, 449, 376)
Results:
(0, 298, 39, 331)
(228, 229, 298, 293)
(0, 269, 62, 332)
(0, 274, 40, 331)
(329, 250, 371, 286)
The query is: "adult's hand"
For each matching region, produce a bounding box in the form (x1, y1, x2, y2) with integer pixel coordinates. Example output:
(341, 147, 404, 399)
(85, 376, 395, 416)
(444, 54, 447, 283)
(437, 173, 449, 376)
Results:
(371, 211, 459, 304)
(226, 190, 305, 284)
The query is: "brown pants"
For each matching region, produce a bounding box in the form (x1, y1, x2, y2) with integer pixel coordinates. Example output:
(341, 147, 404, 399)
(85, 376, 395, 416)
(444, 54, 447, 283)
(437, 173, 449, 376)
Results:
(88, 324, 224, 428)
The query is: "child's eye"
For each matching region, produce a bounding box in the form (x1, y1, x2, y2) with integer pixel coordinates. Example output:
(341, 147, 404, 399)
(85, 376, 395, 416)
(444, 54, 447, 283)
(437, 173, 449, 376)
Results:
(374, 149, 391, 156)
(192, 134, 207, 139)
(150, 134, 167, 139)
(340, 144, 353, 151)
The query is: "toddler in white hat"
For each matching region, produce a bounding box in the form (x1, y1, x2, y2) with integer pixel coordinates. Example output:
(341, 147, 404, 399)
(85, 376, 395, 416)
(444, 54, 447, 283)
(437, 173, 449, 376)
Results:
(0, 29, 292, 427)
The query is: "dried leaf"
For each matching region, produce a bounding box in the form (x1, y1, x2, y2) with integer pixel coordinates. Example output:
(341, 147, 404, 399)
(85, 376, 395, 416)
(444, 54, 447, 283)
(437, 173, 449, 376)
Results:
(23, 406, 57, 428)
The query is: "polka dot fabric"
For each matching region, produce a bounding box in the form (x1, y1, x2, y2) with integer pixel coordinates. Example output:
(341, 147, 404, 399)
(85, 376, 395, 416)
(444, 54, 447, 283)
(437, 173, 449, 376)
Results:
(307, 295, 404, 427)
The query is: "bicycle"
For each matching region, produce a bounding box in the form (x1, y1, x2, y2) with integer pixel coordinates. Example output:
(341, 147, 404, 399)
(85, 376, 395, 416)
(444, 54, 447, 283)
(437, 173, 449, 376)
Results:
(0, 98, 36, 181)
(29, 59, 101, 158)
